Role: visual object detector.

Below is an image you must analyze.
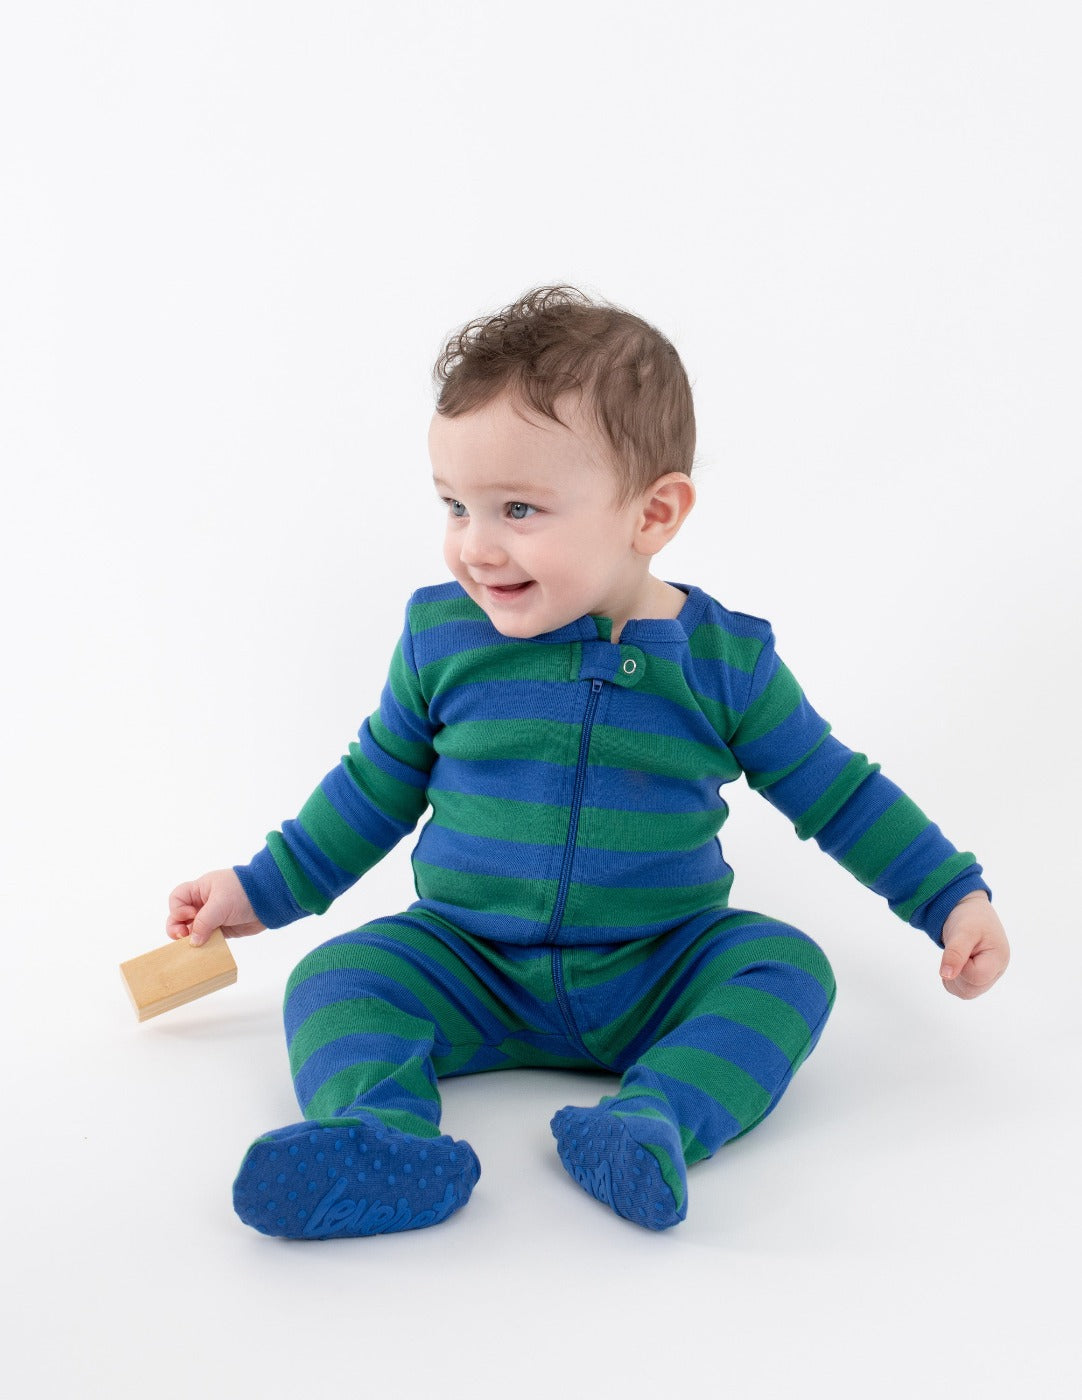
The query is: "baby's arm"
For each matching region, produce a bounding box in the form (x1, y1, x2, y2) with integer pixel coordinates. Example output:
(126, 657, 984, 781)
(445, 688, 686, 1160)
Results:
(168, 595, 435, 940)
(167, 868, 267, 946)
(938, 890, 1009, 999)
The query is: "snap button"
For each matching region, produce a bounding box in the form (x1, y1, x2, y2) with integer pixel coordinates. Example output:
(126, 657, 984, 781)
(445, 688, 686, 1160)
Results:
(616, 644, 645, 685)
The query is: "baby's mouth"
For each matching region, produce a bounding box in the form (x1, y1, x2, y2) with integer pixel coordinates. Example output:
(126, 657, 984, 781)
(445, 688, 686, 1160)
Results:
(484, 581, 532, 597)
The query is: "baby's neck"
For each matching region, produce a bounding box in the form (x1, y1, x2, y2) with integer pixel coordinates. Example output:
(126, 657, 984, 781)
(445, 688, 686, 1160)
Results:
(608, 577, 686, 643)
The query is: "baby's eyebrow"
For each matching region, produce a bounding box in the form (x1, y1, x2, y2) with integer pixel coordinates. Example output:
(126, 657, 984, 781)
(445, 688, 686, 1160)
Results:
(432, 476, 556, 499)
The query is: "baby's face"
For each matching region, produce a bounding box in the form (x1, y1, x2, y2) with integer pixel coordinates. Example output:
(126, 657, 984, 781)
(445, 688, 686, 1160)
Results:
(428, 391, 649, 639)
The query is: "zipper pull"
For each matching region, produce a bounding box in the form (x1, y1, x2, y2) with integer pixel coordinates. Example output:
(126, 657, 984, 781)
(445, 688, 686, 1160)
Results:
(592, 678, 603, 693)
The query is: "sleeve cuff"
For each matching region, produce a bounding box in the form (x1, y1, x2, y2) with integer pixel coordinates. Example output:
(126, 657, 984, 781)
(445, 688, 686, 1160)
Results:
(234, 847, 308, 930)
(918, 870, 993, 947)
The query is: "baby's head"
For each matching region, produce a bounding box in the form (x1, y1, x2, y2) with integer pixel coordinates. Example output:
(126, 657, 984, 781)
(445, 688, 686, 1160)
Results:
(428, 286, 697, 640)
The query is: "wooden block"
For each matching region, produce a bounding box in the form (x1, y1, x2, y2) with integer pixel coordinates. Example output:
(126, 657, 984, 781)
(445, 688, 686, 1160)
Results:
(120, 929, 238, 1022)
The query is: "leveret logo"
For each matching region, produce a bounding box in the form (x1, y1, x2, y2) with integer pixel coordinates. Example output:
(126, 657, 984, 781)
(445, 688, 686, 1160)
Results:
(304, 1175, 460, 1237)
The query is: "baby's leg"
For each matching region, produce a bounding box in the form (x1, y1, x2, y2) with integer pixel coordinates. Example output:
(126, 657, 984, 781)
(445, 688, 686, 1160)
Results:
(234, 915, 518, 1239)
(551, 911, 836, 1229)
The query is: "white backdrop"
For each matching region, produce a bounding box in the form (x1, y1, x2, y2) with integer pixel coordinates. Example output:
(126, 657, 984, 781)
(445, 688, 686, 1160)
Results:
(2, 3, 1079, 1397)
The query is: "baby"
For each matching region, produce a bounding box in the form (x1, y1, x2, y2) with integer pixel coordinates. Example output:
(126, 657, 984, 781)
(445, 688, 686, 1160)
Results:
(168, 285, 1010, 1238)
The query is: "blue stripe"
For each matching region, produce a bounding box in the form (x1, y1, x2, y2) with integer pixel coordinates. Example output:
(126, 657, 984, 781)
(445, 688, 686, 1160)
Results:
(415, 822, 726, 887)
(234, 846, 306, 928)
(278, 816, 358, 903)
(322, 767, 416, 849)
(622, 1063, 744, 1146)
(432, 678, 580, 727)
(294, 1031, 438, 1106)
(873, 824, 961, 906)
(352, 720, 430, 789)
(378, 678, 437, 747)
(407, 898, 739, 946)
(809, 764, 902, 855)
(430, 759, 727, 814)
(762, 736, 863, 827)
(656, 1014, 795, 1091)
(732, 700, 830, 778)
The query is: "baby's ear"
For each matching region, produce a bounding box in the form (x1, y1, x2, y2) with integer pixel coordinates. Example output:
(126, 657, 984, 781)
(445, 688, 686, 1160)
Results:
(636, 473, 696, 554)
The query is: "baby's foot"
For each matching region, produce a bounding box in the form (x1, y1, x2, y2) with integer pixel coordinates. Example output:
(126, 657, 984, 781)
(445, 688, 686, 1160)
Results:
(550, 1103, 687, 1231)
(233, 1113, 480, 1239)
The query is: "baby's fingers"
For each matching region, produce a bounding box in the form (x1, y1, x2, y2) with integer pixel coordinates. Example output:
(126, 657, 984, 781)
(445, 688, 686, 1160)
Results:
(939, 935, 978, 985)
(941, 947, 1006, 1000)
(168, 882, 203, 914)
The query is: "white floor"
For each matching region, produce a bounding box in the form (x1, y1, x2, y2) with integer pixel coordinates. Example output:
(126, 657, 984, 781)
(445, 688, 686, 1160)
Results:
(6, 879, 1077, 1400)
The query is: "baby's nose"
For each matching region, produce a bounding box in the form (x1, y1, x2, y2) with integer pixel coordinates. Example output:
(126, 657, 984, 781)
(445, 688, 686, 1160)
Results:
(459, 520, 506, 566)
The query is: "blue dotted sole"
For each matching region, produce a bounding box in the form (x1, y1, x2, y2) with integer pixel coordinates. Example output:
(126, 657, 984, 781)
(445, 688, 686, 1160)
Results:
(550, 1106, 686, 1231)
(233, 1117, 481, 1239)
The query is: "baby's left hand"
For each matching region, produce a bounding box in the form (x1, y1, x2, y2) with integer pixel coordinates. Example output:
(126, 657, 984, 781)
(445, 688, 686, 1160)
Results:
(939, 891, 1010, 999)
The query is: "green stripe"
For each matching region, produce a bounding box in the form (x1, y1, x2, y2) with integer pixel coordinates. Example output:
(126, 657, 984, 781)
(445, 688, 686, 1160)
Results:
(267, 830, 328, 914)
(428, 788, 726, 854)
(289, 997, 432, 1076)
(305, 1059, 441, 1127)
(590, 723, 742, 782)
(840, 794, 930, 885)
(894, 851, 979, 923)
(420, 640, 574, 693)
(430, 789, 569, 846)
(682, 984, 820, 1063)
(414, 865, 735, 930)
(298, 786, 384, 878)
(644, 1045, 771, 1130)
(288, 923, 540, 1026)
(307, 1109, 441, 1139)
(412, 863, 558, 923)
(369, 711, 433, 774)
(409, 595, 485, 633)
(576, 804, 728, 852)
(289, 954, 488, 1050)
(343, 738, 429, 825)
(688, 622, 764, 673)
(387, 640, 428, 721)
(494, 1038, 599, 1070)
(567, 912, 779, 990)
(563, 875, 735, 928)
(436, 717, 580, 765)
(589, 933, 834, 1054)
(734, 659, 803, 745)
(631, 653, 741, 735)
(793, 753, 880, 840)
(744, 727, 831, 791)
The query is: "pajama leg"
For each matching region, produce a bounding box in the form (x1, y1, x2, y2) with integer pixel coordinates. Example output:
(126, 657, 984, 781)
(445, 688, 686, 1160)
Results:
(551, 911, 836, 1229)
(234, 913, 570, 1240)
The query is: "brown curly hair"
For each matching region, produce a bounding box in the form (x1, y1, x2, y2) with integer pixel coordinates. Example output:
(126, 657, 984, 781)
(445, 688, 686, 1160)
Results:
(432, 285, 696, 503)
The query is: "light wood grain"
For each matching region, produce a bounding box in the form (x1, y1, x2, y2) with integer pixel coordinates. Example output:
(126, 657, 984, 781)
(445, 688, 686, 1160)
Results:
(120, 929, 237, 1021)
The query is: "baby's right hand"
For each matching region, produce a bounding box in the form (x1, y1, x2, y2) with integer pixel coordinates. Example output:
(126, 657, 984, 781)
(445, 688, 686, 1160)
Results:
(167, 868, 267, 946)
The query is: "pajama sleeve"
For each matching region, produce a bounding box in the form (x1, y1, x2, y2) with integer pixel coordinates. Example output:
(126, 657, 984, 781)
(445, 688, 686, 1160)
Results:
(233, 598, 437, 928)
(727, 630, 991, 946)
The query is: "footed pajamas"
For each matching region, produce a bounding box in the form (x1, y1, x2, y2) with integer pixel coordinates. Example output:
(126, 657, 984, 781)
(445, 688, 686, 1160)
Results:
(232, 582, 989, 1237)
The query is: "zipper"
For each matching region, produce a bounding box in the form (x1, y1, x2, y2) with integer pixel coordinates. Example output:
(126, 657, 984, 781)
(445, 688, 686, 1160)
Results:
(551, 945, 607, 1067)
(544, 678, 604, 944)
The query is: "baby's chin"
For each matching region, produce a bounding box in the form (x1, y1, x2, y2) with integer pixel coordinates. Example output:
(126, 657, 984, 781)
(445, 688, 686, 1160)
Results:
(478, 607, 548, 639)
(474, 595, 571, 640)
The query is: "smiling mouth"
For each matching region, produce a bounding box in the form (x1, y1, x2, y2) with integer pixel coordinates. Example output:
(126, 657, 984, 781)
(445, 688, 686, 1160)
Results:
(482, 581, 533, 597)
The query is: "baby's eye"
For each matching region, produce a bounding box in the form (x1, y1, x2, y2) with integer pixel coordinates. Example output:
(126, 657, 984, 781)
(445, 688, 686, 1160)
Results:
(447, 499, 468, 518)
(507, 502, 536, 520)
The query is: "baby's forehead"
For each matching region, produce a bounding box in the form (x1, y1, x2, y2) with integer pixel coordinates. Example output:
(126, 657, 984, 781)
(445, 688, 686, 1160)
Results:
(428, 392, 616, 480)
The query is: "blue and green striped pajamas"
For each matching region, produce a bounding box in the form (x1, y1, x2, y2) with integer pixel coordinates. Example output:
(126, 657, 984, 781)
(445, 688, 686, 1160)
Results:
(231, 583, 988, 1236)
